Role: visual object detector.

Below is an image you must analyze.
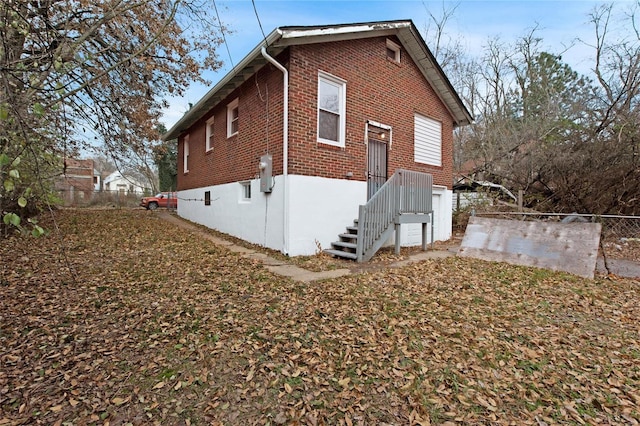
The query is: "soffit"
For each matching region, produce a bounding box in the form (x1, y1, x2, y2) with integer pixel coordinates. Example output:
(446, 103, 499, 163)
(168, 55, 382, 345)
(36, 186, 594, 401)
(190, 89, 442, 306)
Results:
(163, 29, 284, 141)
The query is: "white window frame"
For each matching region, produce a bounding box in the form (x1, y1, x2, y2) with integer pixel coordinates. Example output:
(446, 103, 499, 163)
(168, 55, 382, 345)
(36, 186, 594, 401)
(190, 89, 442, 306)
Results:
(240, 181, 251, 202)
(317, 71, 346, 148)
(414, 113, 442, 167)
(205, 117, 214, 152)
(386, 39, 401, 63)
(183, 134, 190, 173)
(227, 98, 239, 138)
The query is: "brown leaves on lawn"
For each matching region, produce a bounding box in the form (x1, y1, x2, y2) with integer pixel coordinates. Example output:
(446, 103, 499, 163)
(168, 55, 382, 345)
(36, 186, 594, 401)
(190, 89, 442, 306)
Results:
(1, 209, 639, 425)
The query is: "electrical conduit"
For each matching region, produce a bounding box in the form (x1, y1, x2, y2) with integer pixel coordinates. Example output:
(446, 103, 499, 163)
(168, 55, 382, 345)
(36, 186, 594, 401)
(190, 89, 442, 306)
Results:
(261, 46, 289, 255)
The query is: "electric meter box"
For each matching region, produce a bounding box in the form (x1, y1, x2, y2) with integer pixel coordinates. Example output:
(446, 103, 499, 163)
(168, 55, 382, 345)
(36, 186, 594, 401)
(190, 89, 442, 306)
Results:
(259, 154, 272, 193)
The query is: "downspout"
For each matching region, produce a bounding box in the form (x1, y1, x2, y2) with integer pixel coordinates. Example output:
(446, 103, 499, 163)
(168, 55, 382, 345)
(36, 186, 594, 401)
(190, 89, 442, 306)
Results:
(261, 46, 289, 255)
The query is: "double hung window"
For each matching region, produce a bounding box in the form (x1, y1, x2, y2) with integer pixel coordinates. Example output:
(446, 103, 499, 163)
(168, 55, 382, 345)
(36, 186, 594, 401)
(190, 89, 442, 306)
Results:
(183, 134, 190, 173)
(227, 98, 239, 138)
(206, 117, 214, 151)
(317, 72, 346, 147)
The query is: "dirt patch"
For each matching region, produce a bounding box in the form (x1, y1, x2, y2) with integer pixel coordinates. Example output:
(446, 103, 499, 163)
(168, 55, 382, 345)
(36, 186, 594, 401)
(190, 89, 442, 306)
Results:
(602, 239, 640, 263)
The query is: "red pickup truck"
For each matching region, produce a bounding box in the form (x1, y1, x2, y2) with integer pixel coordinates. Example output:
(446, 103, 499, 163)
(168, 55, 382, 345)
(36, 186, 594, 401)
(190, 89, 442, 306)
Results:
(140, 192, 177, 210)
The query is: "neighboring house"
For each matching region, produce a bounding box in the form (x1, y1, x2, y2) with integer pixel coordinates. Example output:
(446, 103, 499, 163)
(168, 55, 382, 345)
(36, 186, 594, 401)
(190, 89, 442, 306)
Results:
(56, 158, 99, 204)
(453, 176, 517, 211)
(454, 159, 517, 211)
(164, 20, 472, 257)
(103, 171, 149, 195)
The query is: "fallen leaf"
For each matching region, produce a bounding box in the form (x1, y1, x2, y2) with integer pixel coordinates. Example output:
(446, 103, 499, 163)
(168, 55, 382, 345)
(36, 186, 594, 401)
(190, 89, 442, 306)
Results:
(274, 411, 287, 424)
(112, 397, 127, 406)
(246, 367, 256, 382)
(1, 209, 638, 426)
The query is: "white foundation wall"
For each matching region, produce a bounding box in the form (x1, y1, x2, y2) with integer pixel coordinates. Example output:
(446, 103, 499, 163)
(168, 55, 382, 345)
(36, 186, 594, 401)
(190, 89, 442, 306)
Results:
(177, 177, 453, 257)
(397, 186, 453, 246)
(177, 177, 285, 252)
(287, 175, 367, 256)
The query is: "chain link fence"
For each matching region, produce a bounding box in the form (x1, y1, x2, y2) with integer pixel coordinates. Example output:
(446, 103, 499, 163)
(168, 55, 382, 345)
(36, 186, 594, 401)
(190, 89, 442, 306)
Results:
(599, 215, 640, 242)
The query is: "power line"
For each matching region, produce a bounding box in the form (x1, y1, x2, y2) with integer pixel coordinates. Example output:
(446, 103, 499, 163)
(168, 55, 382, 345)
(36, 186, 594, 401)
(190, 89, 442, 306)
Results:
(251, 0, 268, 46)
(213, 0, 234, 69)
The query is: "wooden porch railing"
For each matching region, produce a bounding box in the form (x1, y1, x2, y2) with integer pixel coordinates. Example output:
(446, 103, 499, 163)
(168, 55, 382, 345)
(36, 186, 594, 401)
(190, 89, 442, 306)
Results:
(356, 169, 433, 262)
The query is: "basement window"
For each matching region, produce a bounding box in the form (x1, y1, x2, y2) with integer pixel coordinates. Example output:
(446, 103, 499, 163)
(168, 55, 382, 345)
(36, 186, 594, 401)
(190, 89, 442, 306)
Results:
(240, 181, 251, 201)
(386, 39, 401, 63)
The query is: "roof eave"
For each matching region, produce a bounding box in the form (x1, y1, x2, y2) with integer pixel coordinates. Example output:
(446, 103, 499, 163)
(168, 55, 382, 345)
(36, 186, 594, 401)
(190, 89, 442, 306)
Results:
(163, 20, 473, 141)
(278, 20, 410, 45)
(396, 23, 473, 127)
(163, 29, 284, 141)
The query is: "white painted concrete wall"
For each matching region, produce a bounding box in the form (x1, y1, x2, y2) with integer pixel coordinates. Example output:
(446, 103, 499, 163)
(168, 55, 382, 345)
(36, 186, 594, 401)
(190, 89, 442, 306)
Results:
(399, 186, 453, 246)
(178, 176, 453, 257)
(177, 177, 285, 251)
(287, 175, 367, 256)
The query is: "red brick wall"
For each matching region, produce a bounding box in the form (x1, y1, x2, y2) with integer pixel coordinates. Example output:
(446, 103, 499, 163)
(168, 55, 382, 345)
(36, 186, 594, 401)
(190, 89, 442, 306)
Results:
(177, 59, 286, 191)
(288, 36, 454, 188)
(178, 36, 455, 190)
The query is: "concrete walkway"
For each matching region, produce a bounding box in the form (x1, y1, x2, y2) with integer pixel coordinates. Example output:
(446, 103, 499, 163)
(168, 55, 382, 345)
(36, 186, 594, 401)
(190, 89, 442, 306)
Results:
(596, 257, 640, 279)
(157, 212, 454, 282)
(157, 212, 639, 281)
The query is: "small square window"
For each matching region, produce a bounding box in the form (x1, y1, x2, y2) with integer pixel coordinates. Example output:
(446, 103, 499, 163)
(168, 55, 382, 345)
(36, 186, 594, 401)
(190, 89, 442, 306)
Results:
(204, 191, 211, 205)
(205, 117, 214, 151)
(386, 39, 401, 63)
(227, 98, 239, 138)
(240, 181, 251, 201)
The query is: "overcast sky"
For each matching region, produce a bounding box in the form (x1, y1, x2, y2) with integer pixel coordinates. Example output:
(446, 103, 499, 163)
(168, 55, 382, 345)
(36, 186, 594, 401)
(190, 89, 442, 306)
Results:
(161, 0, 630, 129)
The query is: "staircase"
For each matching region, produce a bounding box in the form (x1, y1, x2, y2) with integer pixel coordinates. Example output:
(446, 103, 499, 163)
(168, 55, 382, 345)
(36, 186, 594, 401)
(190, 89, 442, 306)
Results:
(326, 169, 433, 262)
(325, 220, 360, 260)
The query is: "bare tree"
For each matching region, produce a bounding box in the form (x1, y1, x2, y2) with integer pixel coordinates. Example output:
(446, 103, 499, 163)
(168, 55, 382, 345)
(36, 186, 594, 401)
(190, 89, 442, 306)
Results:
(561, 1, 640, 214)
(422, 1, 462, 71)
(1, 0, 224, 231)
(436, 1, 638, 214)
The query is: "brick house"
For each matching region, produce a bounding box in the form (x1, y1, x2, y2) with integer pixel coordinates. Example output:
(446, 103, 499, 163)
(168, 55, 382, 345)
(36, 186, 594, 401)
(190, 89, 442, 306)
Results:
(164, 20, 472, 258)
(56, 158, 99, 204)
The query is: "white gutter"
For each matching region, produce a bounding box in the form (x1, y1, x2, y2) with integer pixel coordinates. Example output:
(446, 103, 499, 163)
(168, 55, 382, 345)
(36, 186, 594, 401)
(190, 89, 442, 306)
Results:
(261, 46, 290, 255)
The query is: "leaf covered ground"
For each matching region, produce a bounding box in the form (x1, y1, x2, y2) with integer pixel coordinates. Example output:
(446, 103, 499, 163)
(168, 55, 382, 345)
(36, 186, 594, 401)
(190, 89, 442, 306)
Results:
(1, 209, 639, 426)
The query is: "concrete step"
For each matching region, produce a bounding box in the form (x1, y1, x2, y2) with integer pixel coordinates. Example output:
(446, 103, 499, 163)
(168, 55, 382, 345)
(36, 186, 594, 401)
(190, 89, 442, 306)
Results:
(324, 249, 358, 260)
